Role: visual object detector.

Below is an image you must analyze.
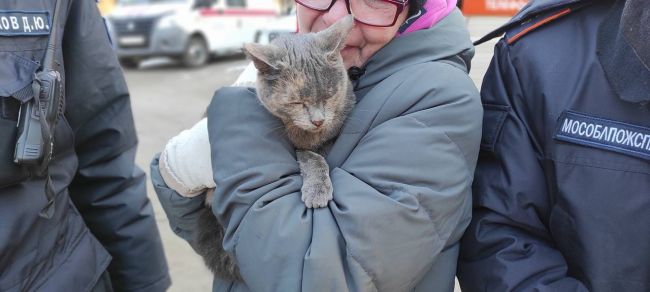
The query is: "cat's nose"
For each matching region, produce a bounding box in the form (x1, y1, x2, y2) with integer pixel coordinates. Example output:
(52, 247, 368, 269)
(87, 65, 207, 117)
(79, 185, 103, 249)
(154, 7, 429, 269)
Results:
(311, 120, 324, 127)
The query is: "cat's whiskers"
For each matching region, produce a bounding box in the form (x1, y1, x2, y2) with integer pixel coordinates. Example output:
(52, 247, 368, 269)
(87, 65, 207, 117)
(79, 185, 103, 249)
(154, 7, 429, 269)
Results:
(264, 124, 289, 136)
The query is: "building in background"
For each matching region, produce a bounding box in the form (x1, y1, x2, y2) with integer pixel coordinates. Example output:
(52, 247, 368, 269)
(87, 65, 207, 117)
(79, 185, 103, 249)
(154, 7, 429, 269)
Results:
(274, 0, 294, 13)
(462, 0, 528, 15)
(98, 0, 117, 16)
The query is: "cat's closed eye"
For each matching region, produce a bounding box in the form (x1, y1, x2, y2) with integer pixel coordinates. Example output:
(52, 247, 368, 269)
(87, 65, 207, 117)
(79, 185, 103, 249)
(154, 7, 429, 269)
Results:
(289, 102, 305, 106)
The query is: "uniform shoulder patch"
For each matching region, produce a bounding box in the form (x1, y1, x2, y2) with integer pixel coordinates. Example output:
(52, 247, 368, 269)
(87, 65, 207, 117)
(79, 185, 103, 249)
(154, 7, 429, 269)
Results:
(505, 7, 574, 45)
(0, 11, 51, 36)
(554, 111, 650, 160)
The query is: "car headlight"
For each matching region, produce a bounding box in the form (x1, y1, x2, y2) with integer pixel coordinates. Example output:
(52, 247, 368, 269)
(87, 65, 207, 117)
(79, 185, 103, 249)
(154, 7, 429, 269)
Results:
(157, 13, 176, 29)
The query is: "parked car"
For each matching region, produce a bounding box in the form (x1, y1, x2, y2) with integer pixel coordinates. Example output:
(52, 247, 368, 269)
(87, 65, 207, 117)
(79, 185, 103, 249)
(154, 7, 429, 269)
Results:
(254, 8, 296, 45)
(107, 0, 280, 68)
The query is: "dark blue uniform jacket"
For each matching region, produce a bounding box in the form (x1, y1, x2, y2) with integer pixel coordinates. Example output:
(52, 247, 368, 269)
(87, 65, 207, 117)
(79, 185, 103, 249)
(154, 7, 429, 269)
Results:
(0, 0, 170, 291)
(458, 0, 650, 291)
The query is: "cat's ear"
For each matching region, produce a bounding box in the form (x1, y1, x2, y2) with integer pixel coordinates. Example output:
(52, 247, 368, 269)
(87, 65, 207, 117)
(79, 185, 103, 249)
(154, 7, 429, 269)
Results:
(316, 15, 354, 55)
(243, 43, 283, 77)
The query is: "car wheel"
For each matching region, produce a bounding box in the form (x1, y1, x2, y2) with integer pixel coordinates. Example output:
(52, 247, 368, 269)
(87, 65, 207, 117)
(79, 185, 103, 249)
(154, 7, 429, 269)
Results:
(182, 36, 209, 68)
(119, 58, 139, 69)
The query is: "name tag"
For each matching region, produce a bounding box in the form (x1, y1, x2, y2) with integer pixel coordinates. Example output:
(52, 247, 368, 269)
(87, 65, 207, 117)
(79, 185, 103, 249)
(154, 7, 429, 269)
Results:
(554, 111, 650, 160)
(0, 11, 50, 36)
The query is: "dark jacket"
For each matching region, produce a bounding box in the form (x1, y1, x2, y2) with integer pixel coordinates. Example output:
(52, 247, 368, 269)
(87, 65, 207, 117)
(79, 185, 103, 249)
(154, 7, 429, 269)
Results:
(152, 9, 481, 292)
(458, 0, 650, 291)
(0, 0, 170, 291)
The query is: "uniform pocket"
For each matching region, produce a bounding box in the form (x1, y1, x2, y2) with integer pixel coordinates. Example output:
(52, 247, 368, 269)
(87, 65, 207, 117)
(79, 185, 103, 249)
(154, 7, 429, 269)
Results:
(480, 104, 509, 152)
(0, 51, 39, 98)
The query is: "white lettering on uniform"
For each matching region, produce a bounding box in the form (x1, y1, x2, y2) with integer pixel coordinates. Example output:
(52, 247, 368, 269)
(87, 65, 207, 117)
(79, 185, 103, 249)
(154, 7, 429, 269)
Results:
(1, 17, 9, 30)
(578, 122, 587, 136)
(559, 113, 650, 156)
(22, 17, 31, 33)
(602, 127, 610, 140)
(10, 16, 19, 29)
(624, 130, 635, 147)
(635, 134, 644, 148)
(34, 17, 44, 29)
(616, 129, 626, 144)
(607, 127, 618, 142)
(586, 124, 595, 137)
(562, 119, 574, 133)
(594, 125, 604, 139)
(571, 121, 580, 134)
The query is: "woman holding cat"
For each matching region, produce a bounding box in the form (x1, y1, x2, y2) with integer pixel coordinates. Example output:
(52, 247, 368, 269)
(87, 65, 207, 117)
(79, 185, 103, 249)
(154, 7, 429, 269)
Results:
(152, 0, 482, 291)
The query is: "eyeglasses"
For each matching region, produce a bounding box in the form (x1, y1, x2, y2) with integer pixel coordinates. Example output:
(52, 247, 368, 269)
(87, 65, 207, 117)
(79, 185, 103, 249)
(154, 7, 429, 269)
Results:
(295, 0, 409, 27)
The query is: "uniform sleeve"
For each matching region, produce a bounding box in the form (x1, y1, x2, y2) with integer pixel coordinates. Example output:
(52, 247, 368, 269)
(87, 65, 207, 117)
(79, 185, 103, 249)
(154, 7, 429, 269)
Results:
(206, 63, 481, 291)
(457, 40, 589, 292)
(62, 1, 170, 291)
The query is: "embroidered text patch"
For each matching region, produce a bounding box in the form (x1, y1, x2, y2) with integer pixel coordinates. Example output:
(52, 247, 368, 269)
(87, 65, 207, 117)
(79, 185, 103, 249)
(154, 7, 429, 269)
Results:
(555, 111, 650, 160)
(0, 11, 50, 36)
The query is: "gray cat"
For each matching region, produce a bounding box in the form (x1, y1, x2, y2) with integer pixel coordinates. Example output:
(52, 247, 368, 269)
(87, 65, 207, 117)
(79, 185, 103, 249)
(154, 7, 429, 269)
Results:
(194, 16, 356, 282)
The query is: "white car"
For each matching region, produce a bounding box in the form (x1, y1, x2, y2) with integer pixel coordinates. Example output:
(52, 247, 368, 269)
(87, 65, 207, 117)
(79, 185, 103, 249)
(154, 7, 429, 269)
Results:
(254, 8, 296, 45)
(107, 0, 281, 68)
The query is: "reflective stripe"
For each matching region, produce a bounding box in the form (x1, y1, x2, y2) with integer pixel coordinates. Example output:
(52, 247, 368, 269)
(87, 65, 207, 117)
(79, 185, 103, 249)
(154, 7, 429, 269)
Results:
(507, 8, 572, 45)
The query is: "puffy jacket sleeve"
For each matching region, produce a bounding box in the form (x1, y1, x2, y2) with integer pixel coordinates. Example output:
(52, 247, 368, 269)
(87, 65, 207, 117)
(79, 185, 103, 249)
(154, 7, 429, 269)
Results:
(151, 153, 207, 247)
(457, 40, 589, 291)
(207, 62, 481, 291)
(62, 1, 170, 291)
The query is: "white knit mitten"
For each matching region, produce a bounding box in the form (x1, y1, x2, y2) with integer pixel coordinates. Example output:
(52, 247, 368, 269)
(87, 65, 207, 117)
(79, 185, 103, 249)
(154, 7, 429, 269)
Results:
(158, 118, 215, 197)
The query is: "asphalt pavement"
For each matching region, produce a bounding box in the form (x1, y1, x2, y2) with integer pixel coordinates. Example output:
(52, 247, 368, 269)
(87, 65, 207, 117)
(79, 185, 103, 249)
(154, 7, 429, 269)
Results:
(125, 15, 509, 292)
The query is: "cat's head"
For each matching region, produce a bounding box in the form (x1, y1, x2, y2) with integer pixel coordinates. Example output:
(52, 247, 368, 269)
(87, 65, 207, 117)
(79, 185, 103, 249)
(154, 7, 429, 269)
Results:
(243, 15, 354, 134)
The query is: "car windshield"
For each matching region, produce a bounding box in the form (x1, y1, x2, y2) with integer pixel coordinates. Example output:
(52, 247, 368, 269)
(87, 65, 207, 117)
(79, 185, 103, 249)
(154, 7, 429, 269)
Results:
(119, 0, 186, 5)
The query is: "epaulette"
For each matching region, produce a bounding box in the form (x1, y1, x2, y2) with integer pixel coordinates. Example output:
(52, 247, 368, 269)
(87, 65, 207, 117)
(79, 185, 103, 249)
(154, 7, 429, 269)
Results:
(474, 0, 595, 46)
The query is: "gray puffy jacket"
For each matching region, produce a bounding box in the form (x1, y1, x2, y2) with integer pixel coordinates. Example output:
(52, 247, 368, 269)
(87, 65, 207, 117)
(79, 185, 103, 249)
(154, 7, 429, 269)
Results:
(152, 9, 480, 292)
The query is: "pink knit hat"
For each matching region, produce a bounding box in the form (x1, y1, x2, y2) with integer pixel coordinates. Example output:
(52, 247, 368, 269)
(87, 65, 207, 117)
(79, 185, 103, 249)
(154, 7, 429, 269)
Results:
(398, 0, 458, 36)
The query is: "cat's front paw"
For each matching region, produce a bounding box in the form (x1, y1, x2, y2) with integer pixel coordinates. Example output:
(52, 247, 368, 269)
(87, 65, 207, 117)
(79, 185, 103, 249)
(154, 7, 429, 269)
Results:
(301, 177, 333, 208)
(296, 150, 333, 208)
